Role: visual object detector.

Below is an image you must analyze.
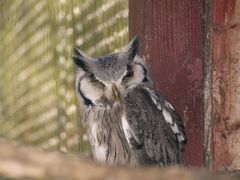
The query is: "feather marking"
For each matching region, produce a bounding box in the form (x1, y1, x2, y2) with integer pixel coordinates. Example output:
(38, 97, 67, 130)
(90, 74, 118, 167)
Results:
(145, 87, 162, 110)
(177, 134, 185, 142)
(121, 114, 132, 145)
(162, 109, 173, 124)
(165, 101, 175, 110)
(171, 123, 180, 134)
(91, 123, 107, 162)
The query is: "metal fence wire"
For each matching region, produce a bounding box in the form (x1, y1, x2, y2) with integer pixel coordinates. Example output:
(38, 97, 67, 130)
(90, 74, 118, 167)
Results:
(0, 0, 128, 155)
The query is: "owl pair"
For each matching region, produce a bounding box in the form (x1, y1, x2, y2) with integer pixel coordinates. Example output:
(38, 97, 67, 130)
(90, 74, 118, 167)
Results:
(73, 37, 186, 166)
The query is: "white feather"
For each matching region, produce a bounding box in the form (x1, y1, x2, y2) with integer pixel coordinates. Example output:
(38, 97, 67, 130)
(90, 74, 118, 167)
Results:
(95, 145, 107, 162)
(157, 104, 162, 110)
(91, 123, 98, 140)
(145, 87, 162, 110)
(162, 109, 173, 124)
(121, 114, 132, 145)
(171, 123, 180, 134)
(177, 134, 185, 142)
(165, 101, 175, 110)
(91, 123, 107, 162)
(151, 96, 158, 106)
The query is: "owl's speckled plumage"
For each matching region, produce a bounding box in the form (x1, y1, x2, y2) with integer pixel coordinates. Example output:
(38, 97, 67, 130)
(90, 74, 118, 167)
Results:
(73, 37, 186, 166)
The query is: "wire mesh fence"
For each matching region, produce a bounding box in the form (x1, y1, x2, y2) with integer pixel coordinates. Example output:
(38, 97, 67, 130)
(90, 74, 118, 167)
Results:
(0, 0, 128, 155)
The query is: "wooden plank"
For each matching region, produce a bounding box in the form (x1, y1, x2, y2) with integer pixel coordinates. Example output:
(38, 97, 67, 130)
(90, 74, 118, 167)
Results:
(129, 0, 204, 166)
(211, 0, 240, 170)
(0, 138, 236, 180)
(202, 0, 213, 169)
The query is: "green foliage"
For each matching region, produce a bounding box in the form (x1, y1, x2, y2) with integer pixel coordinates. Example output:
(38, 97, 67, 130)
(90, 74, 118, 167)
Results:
(0, 0, 128, 155)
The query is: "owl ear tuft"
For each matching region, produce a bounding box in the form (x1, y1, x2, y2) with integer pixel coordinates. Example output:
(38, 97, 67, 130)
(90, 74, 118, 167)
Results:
(73, 47, 91, 72)
(125, 36, 139, 62)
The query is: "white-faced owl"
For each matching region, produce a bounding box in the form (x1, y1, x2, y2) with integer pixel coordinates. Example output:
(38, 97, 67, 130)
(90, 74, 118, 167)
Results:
(73, 37, 186, 166)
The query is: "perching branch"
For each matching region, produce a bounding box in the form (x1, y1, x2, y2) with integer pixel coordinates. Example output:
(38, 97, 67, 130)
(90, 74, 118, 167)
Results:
(0, 138, 236, 180)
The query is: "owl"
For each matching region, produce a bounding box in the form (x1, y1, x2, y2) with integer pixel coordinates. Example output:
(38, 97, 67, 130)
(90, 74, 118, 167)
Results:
(73, 37, 186, 166)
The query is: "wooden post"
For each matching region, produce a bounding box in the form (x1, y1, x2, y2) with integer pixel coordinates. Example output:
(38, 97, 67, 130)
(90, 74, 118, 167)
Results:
(211, 0, 240, 171)
(129, 0, 204, 167)
(129, 0, 240, 170)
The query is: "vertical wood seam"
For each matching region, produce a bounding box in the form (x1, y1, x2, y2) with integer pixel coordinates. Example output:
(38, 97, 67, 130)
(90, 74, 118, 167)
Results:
(202, 0, 213, 169)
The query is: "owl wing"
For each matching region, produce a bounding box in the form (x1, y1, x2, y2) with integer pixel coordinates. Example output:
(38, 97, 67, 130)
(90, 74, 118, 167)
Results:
(122, 85, 186, 165)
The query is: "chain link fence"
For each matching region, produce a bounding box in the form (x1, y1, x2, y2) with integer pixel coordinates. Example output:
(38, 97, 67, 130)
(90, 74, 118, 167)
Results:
(0, 0, 128, 155)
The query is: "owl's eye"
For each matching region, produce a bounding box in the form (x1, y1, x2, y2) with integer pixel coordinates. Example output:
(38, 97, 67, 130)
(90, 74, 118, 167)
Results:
(122, 70, 134, 83)
(89, 74, 96, 81)
(125, 71, 134, 78)
(124, 65, 134, 78)
(89, 73, 105, 88)
(89, 74, 98, 82)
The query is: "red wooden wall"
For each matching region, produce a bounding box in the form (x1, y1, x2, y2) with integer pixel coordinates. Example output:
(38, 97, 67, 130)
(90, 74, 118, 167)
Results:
(211, 0, 240, 170)
(129, 0, 204, 167)
(129, 0, 240, 170)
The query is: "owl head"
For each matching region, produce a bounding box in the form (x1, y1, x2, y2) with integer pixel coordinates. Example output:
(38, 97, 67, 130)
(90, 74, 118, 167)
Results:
(73, 37, 152, 107)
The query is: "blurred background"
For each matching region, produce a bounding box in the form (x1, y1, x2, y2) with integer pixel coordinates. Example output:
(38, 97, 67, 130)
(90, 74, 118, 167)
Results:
(0, 0, 128, 155)
(0, 0, 239, 171)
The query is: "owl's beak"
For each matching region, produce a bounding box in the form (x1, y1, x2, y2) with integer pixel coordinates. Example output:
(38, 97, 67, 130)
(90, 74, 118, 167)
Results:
(112, 84, 121, 102)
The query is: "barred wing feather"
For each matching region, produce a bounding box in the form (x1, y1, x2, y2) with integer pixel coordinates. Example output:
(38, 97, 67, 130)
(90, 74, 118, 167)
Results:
(123, 86, 186, 165)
